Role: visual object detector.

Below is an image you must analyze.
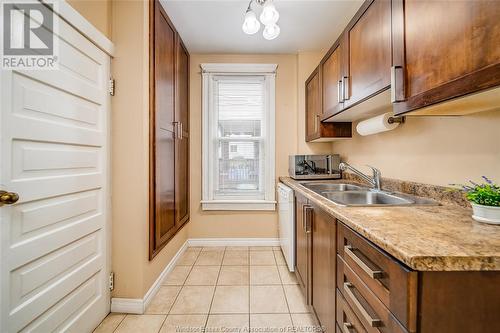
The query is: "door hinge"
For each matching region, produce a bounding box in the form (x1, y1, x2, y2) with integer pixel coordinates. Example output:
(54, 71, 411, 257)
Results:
(109, 272, 115, 291)
(109, 78, 115, 96)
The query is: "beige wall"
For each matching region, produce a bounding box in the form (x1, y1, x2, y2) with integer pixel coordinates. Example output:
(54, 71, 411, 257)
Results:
(67, 0, 112, 39)
(332, 110, 500, 187)
(188, 54, 298, 239)
(111, 0, 187, 299)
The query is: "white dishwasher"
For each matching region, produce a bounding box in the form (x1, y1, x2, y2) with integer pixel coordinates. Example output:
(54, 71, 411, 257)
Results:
(277, 182, 295, 272)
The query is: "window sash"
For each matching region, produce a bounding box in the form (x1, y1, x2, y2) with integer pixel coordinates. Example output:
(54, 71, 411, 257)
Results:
(211, 76, 266, 201)
(201, 63, 276, 210)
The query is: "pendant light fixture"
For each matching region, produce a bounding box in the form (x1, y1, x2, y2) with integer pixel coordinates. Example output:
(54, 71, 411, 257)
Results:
(242, 0, 280, 40)
(242, 9, 261, 35)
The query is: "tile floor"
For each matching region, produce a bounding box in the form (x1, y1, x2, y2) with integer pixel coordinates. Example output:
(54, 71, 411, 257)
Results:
(94, 246, 321, 333)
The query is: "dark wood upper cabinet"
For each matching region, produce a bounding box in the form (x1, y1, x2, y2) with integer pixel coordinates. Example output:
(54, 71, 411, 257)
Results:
(311, 204, 336, 333)
(343, 0, 391, 108)
(392, 0, 500, 115)
(311, 0, 500, 123)
(322, 45, 343, 115)
(149, 0, 190, 259)
(305, 66, 352, 142)
(305, 68, 321, 141)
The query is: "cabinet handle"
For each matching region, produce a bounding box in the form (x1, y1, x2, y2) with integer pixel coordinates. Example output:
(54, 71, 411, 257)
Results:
(314, 115, 319, 133)
(337, 80, 343, 103)
(342, 76, 350, 101)
(391, 65, 405, 102)
(179, 122, 183, 139)
(304, 205, 313, 234)
(302, 205, 307, 233)
(173, 121, 182, 139)
(343, 282, 382, 327)
(344, 245, 384, 279)
(342, 322, 356, 333)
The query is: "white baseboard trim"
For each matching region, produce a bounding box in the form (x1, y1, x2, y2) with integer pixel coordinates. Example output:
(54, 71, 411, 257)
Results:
(110, 237, 280, 314)
(110, 239, 189, 314)
(110, 298, 144, 314)
(188, 238, 280, 247)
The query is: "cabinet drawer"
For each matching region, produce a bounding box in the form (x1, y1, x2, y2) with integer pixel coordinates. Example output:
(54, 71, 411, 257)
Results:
(337, 223, 417, 331)
(336, 289, 367, 333)
(337, 256, 409, 333)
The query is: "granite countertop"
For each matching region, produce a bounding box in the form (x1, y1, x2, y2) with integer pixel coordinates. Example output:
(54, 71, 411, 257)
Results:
(280, 176, 500, 271)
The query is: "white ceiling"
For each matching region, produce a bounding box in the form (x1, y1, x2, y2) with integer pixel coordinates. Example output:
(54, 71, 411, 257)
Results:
(160, 0, 364, 54)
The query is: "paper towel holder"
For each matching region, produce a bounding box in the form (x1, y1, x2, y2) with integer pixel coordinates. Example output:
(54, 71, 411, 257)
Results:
(387, 116, 406, 124)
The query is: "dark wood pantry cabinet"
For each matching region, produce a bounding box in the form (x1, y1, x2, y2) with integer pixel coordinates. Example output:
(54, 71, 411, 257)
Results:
(149, 0, 190, 259)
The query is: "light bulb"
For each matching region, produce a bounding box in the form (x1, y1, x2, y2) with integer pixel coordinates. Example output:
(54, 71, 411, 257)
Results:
(242, 10, 261, 35)
(260, 1, 279, 25)
(263, 23, 280, 40)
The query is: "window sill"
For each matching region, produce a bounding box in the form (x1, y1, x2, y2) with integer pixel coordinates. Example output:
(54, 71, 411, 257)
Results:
(201, 200, 277, 211)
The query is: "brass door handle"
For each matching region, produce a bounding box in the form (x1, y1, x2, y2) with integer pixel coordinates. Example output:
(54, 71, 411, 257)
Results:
(0, 191, 19, 204)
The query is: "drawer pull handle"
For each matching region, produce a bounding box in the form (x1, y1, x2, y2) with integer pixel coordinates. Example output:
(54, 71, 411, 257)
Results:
(342, 322, 356, 333)
(343, 282, 382, 328)
(344, 245, 384, 279)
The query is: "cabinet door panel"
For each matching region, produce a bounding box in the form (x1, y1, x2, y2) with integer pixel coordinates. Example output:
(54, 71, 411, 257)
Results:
(176, 39, 189, 132)
(156, 130, 175, 244)
(155, 6, 175, 132)
(322, 46, 342, 115)
(295, 194, 311, 303)
(345, 0, 391, 107)
(305, 69, 321, 140)
(175, 134, 189, 225)
(393, 0, 500, 114)
(405, 0, 500, 97)
(311, 206, 336, 333)
(175, 38, 189, 226)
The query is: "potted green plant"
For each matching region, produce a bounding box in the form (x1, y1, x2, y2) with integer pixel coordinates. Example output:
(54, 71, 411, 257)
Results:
(454, 176, 500, 225)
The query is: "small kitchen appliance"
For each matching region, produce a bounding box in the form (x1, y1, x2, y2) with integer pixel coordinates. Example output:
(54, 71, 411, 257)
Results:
(288, 154, 341, 180)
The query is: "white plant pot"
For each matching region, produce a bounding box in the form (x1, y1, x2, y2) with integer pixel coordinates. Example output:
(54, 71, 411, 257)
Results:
(471, 203, 500, 225)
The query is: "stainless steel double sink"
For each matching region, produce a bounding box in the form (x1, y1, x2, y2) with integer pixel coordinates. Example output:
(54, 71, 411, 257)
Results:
(300, 182, 439, 207)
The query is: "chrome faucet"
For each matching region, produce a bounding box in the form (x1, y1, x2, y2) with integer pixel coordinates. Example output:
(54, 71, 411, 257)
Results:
(339, 162, 382, 191)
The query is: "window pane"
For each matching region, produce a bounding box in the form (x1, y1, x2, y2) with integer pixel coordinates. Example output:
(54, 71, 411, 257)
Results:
(218, 80, 263, 138)
(216, 140, 262, 198)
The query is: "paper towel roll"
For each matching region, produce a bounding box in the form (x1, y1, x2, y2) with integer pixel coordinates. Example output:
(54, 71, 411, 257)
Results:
(356, 112, 400, 136)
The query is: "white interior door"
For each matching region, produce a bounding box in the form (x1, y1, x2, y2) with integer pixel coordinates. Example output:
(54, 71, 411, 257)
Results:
(0, 12, 111, 333)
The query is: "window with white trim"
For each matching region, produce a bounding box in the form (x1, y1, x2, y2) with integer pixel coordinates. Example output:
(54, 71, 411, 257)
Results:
(201, 63, 277, 211)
